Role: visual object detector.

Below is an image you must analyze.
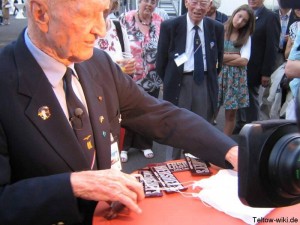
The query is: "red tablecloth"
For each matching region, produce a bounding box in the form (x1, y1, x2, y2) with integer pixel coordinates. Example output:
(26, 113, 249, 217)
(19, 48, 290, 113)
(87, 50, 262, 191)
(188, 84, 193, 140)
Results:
(93, 163, 300, 225)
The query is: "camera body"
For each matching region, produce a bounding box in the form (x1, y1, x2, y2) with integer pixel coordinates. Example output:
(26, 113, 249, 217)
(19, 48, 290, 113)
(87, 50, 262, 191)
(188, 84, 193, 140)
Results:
(238, 120, 300, 207)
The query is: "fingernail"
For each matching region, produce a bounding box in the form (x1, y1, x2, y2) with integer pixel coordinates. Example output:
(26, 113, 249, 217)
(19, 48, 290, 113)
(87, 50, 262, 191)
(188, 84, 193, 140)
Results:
(137, 208, 142, 214)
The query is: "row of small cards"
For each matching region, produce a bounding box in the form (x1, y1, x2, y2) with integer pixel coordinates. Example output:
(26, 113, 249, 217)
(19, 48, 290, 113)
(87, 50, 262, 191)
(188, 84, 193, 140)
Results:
(137, 154, 211, 197)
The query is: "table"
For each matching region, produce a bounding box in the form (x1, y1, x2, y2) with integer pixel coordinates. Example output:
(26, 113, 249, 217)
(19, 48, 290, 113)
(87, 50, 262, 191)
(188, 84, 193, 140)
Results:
(93, 162, 300, 225)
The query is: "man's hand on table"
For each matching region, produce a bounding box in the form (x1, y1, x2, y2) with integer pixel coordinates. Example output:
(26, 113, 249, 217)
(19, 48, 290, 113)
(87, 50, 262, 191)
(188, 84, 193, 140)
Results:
(70, 169, 145, 214)
(225, 146, 238, 171)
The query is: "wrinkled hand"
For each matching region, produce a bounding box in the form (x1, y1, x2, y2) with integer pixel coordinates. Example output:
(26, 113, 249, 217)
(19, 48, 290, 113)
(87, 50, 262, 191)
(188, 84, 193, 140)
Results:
(70, 169, 144, 214)
(225, 146, 238, 171)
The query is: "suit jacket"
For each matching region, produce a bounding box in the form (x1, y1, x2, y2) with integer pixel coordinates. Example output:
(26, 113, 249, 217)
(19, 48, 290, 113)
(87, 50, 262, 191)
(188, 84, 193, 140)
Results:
(247, 6, 281, 87)
(274, 9, 300, 53)
(156, 15, 224, 114)
(0, 30, 236, 225)
(215, 10, 228, 24)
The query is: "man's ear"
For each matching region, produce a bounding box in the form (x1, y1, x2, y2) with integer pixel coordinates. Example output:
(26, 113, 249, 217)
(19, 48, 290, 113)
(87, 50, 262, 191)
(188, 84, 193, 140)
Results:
(184, 0, 188, 8)
(30, 0, 49, 32)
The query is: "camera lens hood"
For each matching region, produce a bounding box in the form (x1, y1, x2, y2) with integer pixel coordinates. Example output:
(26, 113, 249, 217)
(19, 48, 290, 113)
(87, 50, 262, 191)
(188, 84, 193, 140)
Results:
(238, 120, 300, 207)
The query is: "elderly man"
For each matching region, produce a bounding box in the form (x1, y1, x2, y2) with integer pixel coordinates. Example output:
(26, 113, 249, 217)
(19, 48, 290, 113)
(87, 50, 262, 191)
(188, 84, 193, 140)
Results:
(0, 0, 237, 224)
(156, 0, 225, 158)
(206, 0, 228, 23)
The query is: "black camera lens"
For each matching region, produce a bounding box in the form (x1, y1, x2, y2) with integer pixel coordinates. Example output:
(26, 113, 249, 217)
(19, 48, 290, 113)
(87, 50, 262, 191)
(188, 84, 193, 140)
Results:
(238, 121, 300, 207)
(268, 134, 300, 198)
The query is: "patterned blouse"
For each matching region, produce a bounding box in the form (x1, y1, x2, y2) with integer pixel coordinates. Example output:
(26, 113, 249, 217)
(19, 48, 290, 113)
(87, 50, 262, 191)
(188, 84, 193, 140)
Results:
(119, 10, 163, 93)
(289, 21, 300, 41)
(94, 19, 131, 62)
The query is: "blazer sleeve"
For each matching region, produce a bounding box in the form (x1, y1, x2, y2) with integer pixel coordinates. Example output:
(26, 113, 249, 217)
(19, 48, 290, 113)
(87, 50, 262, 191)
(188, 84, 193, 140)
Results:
(261, 12, 281, 77)
(109, 61, 237, 168)
(156, 20, 171, 80)
(216, 22, 224, 74)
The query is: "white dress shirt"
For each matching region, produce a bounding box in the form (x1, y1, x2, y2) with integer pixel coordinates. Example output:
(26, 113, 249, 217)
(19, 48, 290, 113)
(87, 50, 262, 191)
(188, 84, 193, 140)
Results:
(184, 14, 207, 73)
(24, 29, 89, 120)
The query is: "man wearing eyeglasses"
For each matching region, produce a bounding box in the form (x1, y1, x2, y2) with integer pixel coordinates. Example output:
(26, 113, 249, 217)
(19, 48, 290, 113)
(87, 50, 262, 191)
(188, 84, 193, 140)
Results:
(156, 0, 224, 158)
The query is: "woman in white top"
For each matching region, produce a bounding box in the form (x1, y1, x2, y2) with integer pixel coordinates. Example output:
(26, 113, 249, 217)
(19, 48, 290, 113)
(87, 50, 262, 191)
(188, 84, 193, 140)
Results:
(217, 5, 255, 136)
(94, 0, 135, 75)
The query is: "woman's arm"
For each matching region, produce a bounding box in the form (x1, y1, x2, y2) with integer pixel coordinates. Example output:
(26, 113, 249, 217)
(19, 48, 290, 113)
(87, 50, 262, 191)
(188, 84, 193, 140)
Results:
(285, 59, 300, 78)
(223, 37, 251, 67)
(285, 36, 294, 60)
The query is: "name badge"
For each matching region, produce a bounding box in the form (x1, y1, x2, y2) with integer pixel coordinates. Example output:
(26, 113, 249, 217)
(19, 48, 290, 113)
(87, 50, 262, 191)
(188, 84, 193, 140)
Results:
(174, 53, 188, 67)
(110, 133, 122, 171)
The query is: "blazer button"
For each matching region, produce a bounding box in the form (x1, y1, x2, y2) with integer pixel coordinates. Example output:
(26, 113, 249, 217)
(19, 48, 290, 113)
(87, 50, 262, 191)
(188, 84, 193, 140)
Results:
(178, 83, 181, 87)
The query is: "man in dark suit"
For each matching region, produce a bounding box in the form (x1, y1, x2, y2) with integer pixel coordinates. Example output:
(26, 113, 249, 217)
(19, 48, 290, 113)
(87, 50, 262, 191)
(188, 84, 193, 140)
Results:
(260, 5, 300, 120)
(206, 0, 228, 23)
(275, 7, 299, 64)
(156, 0, 224, 124)
(0, 0, 237, 224)
(234, 0, 281, 133)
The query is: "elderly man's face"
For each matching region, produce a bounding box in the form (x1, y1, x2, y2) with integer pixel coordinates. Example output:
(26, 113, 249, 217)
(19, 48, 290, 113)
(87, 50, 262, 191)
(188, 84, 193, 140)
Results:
(42, 0, 109, 65)
(206, 5, 217, 16)
(185, 0, 212, 24)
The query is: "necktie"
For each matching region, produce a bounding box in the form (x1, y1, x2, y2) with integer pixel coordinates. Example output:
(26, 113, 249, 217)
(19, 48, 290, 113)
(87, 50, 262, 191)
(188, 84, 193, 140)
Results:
(193, 26, 204, 85)
(64, 68, 97, 170)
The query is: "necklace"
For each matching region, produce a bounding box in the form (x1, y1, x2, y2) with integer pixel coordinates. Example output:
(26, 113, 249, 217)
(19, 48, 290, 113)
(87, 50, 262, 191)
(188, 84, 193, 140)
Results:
(137, 10, 152, 26)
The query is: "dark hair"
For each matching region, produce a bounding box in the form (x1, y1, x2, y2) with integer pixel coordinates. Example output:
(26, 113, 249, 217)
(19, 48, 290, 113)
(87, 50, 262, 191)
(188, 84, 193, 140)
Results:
(224, 4, 255, 48)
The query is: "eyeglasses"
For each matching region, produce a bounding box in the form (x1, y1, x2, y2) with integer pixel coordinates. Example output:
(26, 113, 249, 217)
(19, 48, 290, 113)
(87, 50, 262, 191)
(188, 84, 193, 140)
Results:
(141, 0, 157, 5)
(189, 0, 210, 8)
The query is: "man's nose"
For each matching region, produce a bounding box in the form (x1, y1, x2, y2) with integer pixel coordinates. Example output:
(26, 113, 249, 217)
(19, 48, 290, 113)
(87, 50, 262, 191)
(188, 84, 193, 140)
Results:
(92, 13, 107, 38)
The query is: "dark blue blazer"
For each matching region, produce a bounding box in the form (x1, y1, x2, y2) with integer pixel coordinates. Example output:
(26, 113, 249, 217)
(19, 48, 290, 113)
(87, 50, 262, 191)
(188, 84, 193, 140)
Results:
(247, 6, 281, 87)
(156, 15, 224, 114)
(0, 30, 235, 224)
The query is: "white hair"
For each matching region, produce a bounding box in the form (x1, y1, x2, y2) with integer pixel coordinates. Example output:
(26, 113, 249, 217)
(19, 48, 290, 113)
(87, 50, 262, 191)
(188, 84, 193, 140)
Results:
(212, 0, 221, 9)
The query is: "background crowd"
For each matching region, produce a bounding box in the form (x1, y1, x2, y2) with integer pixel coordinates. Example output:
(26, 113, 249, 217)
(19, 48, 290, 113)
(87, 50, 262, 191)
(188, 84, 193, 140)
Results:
(102, 0, 299, 161)
(1, 0, 299, 224)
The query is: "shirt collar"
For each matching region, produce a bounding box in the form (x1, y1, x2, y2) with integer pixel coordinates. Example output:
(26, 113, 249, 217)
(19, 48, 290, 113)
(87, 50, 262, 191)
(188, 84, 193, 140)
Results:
(186, 14, 204, 32)
(279, 9, 291, 18)
(254, 6, 264, 16)
(24, 29, 75, 88)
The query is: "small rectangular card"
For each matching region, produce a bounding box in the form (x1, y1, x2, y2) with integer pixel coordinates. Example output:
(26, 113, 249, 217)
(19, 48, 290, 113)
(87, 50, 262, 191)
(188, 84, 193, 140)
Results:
(185, 154, 211, 176)
(150, 165, 187, 193)
(138, 170, 163, 197)
(166, 161, 189, 172)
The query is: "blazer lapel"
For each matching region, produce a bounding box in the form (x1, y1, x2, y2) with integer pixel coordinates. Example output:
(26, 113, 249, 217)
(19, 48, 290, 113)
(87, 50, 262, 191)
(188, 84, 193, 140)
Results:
(174, 15, 188, 74)
(255, 6, 266, 21)
(15, 32, 91, 171)
(203, 18, 214, 71)
(75, 64, 111, 170)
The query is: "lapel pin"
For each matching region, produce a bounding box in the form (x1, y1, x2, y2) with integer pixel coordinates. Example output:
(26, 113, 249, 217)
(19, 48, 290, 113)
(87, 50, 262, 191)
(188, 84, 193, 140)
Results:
(38, 106, 51, 120)
(83, 135, 93, 150)
(99, 116, 104, 123)
(102, 131, 107, 137)
(210, 42, 215, 49)
(98, 96, 103, 102)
